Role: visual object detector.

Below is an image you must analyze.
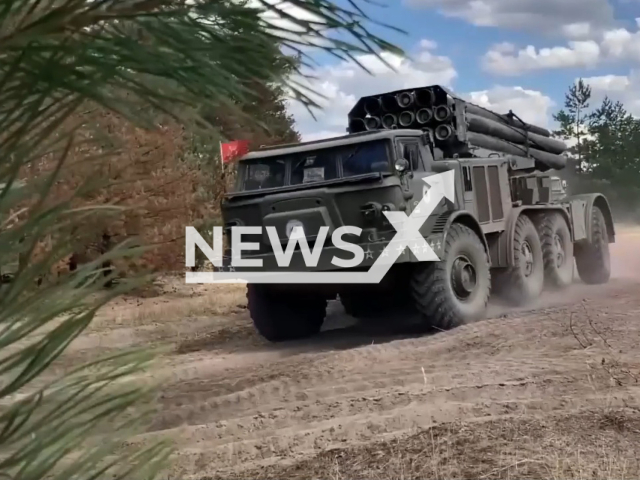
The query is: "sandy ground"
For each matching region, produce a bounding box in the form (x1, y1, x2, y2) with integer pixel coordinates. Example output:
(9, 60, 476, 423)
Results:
(50, 225, 640, 479)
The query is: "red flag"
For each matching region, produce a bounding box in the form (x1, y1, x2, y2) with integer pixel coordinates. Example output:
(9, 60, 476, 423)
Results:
(220, 140, 250, 164)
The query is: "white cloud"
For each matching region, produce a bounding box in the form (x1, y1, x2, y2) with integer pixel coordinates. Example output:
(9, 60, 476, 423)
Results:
(482, 41, 601, 75)
(583, 71, 640, 116)
(482, 20, 640, 76)
(562, 22, 593, 39)
(601, 23, 640, 62)
(419, 39, 438, 49)
(463, 87, 555, 128)
(403, 0, 615, 36)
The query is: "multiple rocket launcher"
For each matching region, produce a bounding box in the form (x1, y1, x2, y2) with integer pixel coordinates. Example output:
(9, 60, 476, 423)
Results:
(346, 85, 568, 172)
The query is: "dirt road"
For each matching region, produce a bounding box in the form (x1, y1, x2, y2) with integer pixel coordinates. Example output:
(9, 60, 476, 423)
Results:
(57, 226, 640, 479)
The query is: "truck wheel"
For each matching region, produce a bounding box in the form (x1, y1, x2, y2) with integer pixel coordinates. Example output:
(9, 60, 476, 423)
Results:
(496, 214, 544, 305)
(410, 223, 490, 331)
(536, 212, 574, 288)
(575, 206, 610, 285)
(246, 284, 326, 342)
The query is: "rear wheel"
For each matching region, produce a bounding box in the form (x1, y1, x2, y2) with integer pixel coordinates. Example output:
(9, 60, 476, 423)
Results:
(410, 223, 491, 331)
(495, 214, 544, 305)
(575, 205, 611, 285)
(536, 212, 574, 289)
(247, 284, 326, 342)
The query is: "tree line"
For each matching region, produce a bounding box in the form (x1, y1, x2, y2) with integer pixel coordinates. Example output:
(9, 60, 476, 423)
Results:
(553, 79, 640, 221)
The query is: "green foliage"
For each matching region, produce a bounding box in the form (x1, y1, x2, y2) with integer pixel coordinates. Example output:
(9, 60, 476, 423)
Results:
(587, 97, 640, 186)
(0, 1, 403, 479)
(553, 78, 592, 170)
(555, 79, 640, 220)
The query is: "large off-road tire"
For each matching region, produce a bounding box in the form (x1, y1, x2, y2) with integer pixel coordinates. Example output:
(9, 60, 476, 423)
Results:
(495, 214, 544, 305)
(535, 212, 574, 289)
(575, 205, 611, 285)
(246, 284, 326, 342)
(410, 223, 491, 331)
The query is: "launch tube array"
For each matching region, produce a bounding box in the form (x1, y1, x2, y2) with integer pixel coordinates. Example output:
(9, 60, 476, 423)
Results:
(347, 86, 568, 171)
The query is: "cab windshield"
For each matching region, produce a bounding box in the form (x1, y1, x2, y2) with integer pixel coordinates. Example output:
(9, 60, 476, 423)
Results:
(238, 139, 391, 192)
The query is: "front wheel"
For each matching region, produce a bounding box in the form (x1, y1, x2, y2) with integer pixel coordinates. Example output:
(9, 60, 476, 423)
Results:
(575, 206, 611, 285)
(247, 284, 326, 342)
(410, 223, 491, 331)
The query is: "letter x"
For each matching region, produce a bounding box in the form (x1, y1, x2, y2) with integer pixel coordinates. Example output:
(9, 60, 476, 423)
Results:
(377, 181, 441, 263)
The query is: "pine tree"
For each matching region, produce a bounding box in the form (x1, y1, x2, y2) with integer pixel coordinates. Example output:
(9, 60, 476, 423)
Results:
(0, 2, 403, 479)
(553, 78, 593, 174)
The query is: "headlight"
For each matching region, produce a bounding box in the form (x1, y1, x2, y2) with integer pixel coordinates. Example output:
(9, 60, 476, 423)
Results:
(286, 219, 305, 239)
(395, 158, 409, 172)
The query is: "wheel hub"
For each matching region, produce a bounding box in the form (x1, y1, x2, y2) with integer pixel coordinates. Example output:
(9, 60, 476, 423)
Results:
(451, 256, 477, 300)
(521, 241, 534, 277)
(554, 234, 565, 268)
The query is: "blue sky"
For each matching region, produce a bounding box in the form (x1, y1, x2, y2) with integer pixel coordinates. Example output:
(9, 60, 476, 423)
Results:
(283, 0, 640, 141)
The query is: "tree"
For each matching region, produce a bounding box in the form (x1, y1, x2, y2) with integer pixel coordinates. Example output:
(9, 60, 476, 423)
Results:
(588, 97, 640, 185)
(553, 78, 592, 174)
(0, 1, 403, 479)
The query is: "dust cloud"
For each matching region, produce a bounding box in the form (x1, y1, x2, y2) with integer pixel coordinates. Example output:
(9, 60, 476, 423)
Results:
(611, 223, 640, 280)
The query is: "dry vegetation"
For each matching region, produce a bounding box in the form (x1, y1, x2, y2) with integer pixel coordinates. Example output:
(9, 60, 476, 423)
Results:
(14, 106, 234, 280)
(238, 409, 640, 480)
(92, 278, 247, 329)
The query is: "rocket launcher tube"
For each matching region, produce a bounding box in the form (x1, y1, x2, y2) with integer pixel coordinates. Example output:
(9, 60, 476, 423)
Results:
(467, 132, 566, 171)
(464, 102, 551, 138)
(365, 116, 381, 130)
(399, 110, 415, 127)
(466, 113, 566, 155)
(382, 113, 397, 129)
(416, 108, 433, 124)
(415, 88, 435, 107)
(364, 97, 382, 116)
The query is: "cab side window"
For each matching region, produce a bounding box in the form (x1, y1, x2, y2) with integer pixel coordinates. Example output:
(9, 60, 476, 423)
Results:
(399, 141, 425, 171)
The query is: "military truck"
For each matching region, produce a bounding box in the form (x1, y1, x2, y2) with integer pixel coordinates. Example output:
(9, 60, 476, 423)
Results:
(220, 85, 614, 342)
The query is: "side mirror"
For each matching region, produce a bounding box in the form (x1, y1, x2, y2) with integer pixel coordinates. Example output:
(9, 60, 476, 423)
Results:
(395, 158, 410, 174)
